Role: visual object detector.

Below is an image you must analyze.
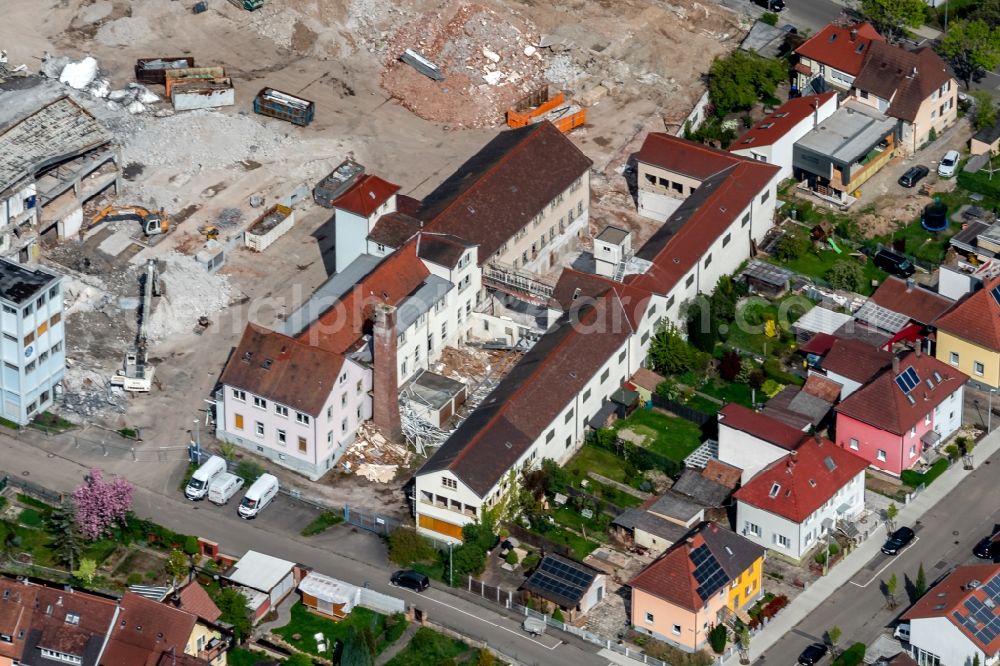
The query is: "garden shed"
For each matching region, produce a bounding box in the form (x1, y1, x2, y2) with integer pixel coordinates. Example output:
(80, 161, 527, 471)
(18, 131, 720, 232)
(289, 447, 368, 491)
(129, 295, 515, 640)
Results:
(521, 554, 607, 620)
(224, 550, 301, 623)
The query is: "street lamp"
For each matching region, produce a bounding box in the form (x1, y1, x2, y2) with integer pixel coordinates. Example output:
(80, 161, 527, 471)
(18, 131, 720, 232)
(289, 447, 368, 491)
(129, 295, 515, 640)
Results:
(989, 389, 996, 434)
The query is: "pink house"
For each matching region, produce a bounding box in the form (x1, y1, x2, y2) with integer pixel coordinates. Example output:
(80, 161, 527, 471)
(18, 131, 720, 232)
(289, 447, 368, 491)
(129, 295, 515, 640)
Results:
(834, 351, 967, 476)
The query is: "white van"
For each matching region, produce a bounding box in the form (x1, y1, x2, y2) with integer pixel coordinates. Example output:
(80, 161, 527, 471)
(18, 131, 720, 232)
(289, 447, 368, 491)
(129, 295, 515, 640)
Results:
(185, 456, 227, 500)
(238, 473, 279, 519)
(207, 472, 244, 506)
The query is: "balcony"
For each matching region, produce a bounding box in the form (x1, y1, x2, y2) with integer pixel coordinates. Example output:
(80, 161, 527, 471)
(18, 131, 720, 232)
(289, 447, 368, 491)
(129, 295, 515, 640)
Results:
(198, 636, 230, 663)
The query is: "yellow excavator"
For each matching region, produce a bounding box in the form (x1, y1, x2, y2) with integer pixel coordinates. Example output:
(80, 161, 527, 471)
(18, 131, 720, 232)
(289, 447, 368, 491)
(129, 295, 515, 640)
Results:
(89, 205, 171, 236)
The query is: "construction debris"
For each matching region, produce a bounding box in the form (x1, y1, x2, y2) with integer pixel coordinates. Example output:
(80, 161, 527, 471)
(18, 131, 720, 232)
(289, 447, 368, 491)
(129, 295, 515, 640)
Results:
(59, 56, 98, 89)
(339, 422, 413, 482)
(356, 464, 399, 484)
(145, 253, 233, 342)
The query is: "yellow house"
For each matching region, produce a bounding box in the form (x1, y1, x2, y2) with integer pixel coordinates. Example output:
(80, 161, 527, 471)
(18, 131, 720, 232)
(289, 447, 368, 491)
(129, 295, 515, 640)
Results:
(629, 522, 765, 652)
(934, 279, 1000, 390)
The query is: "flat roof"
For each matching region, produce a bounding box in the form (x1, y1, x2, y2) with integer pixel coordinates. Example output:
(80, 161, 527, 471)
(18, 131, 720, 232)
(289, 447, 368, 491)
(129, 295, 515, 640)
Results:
(298, 572, 358, 605)
(0, 259, 60, 304)
(282, 254, 383, 337)
(225, 551, 295, 592)
(0, 94, 112, 195)
(403, 369, 465, 411)
(596, 225, 629, 245)
(742, 259, 793, 287)
(795, 102, 896, 164)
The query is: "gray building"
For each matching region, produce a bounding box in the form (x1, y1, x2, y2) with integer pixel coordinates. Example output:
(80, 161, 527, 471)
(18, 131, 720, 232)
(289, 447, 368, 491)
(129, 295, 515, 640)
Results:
(0, 259, 64, 424)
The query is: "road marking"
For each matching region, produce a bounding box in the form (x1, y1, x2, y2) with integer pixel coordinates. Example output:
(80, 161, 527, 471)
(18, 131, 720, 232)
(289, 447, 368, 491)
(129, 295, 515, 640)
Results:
(418, 594, 563, 650)
(850, 536, 920, 588)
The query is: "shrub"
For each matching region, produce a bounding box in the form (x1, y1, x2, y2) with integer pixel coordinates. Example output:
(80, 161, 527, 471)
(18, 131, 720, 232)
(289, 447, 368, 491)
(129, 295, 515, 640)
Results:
(720, 351, 742, 381)
(145, 570, 158, 581)
(943, 444, 960, 460)
(833, 643, 866, 666)
(760, 11, 779, 25)
(761, 379, 784, 398)
(388, 527, 437, 566)
(235, 461, 264, 483)
(750, 594, 789, 628)
(522, 552, 541, 571)
(709, 624, 728, 653)
(552, 607, 564, 623)
(183, 536, 200, 556)
(828, 543, 840, 556)
(775, 228, 810, 260)
(826, 260, 865, 293)
(815, 552, 827, 565)
(505, 550, 519, 566)
(126, 572, 143, 585)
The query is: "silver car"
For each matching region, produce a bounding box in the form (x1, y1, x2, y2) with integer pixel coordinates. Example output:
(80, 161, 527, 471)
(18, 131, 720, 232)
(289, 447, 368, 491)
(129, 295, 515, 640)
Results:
(938, 150, 960, 178)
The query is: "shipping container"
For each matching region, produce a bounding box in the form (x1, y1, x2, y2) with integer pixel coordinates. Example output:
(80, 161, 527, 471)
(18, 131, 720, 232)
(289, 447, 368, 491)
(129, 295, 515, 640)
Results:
(171, 78, 236, 111)
(228, 0, 264, 9)
(134, 57, 196, 85)
(164, 67, 227, 96)
(253, 88, 315, 127)
(313, 159, 365, 208)
(507, 90, 586, 134)
(245, 204, 295, 252)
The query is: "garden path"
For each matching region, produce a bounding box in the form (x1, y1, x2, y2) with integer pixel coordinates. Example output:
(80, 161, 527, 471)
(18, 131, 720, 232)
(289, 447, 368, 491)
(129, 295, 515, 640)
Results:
(374, 622, 420, 666)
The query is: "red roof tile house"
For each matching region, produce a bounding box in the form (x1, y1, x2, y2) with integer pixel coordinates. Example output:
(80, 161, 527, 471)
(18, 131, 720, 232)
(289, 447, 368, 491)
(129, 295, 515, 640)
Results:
(716, 404, 808, 483)
(835, 351, 967, 476)
(794, 22, 884, 93)
(815, 336, 892, 399)
(729, 92, 838, 182)
(734, 437, 868, 560)
(901, 563, 1000, 666)
(630, 522, 765, 652)
(331, 174, 401, 272)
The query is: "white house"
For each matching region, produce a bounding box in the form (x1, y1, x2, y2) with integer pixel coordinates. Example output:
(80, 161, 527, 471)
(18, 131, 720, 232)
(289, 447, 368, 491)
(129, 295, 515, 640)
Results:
(734, 437, 868, 560)
(215, 327, 370, 480)
(730, 92, 838, 182)
(716, 404, 807, 483)
(331, 174, 400, 273)
(902, 564, 1000, 666)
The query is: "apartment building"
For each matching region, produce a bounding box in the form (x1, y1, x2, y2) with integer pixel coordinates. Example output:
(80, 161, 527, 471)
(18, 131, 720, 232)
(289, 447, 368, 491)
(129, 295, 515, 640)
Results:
(331, 174, 400, 272)
(0, 258, 64, 425)
(215, 327, 370, 480)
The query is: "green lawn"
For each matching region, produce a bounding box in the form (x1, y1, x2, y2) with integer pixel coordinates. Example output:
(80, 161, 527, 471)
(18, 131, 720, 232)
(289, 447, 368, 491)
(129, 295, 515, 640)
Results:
(275, 603, 391, 657)
(301, 511, 343, 536)
(697, 379, 754, 408)
(551, 506, 609, 542)
(18, 508, 44, 527)
(385, 627, 473, 666)
(226, 648, 274, 666)
(565, 445, 628, 483)
(527, 522, 600, 560)
(613, 409, 702, 462)
(768, 250, 885, 296)
(875, 216, 957, 265)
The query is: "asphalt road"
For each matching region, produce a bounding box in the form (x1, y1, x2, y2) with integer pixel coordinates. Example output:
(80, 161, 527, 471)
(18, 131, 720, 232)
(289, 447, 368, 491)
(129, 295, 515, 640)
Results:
(760, 445, 1000, 666)
(782, 0, 847, 34)
(0, 434, 608, 666)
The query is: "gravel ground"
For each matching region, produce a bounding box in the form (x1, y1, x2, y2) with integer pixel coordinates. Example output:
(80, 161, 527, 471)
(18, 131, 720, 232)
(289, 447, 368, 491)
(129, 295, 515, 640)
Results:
(146, 253, 233, 342)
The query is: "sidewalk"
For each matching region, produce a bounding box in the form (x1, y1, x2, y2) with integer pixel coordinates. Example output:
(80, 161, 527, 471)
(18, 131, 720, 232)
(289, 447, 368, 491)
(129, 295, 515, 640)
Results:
(744, 427, 1000, 661)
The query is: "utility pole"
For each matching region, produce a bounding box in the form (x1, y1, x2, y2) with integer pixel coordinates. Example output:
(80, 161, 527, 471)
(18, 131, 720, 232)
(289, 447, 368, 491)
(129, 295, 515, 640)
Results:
(449, 543, 454, 587)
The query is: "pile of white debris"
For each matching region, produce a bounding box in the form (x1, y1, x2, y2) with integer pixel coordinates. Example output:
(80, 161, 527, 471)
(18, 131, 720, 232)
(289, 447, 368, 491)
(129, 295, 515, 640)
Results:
(42, 53, 164, 116)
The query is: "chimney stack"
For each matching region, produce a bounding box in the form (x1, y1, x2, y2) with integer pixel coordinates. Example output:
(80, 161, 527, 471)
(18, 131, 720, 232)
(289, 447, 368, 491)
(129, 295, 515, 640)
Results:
(850, 28, 858, 42)
(373, 304, 403, 443)
(892, 354, 900, 374)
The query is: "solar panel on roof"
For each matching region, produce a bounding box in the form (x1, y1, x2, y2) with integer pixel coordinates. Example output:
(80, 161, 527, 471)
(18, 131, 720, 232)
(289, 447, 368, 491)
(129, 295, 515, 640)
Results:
(895, 367, 920, 394)
(691, 544, 729, 601)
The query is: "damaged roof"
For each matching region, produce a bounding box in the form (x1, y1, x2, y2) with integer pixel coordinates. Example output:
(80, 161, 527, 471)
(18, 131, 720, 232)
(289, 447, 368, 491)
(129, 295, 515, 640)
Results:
(419, 121, 592, 264)
(0, 95, 112, 196)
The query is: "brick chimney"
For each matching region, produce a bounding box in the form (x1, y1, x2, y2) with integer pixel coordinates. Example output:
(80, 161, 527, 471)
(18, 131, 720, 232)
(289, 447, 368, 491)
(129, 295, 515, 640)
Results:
(373, 303, 403, 443)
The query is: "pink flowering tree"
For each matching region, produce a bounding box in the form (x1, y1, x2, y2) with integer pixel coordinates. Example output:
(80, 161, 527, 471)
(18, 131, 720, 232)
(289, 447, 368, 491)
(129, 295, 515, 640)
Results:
(72, 468, 134, 540)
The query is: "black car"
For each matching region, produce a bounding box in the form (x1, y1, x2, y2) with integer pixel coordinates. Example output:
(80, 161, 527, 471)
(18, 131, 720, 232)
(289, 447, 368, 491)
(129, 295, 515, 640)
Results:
(753, 0, 785, 10)
(390, 569, 430, 592)
(974, 531, 1000, 559)
(882, 526, 916, 555)
(898, 165, 930, 188)
(798, 642, 828, 666)
(874, 248, 915, 278)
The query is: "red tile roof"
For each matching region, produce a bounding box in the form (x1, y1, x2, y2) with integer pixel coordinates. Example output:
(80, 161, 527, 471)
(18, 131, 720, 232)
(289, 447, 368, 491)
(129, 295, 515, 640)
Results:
(799, 332, 837, 356)
(297, 239, 430, 354)
(636, 132, 760, 180)
(854, 44, 954, 123)
(552, 268, 652, 330)
(220, 326, 346, 417)
(902, 564, 1000, 655)
(332, 174, 400, 217)
(175, 582, 221, 624)
(630, 368, 665, 393)
(820, 337, 892, 383)
(802, 374, 843, 403)
(734, 437, 869, 522)
(104, 592, 198, 666)
(629, 522, 764, 612)
(730, 92, 837, 149)
(717, 404, 807, 450)
(702, 459, 742, 489)
(935, 277, 1000, 352)
(795, 22, 885, 76)
(869, 276, 953, 325)
(836, 351, 968, 435)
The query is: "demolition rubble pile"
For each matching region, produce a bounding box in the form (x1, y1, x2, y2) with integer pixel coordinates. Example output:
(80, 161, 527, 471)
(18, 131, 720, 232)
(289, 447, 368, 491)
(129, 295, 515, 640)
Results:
(340, 422, 413, 483)
(42, 53, 162, 116)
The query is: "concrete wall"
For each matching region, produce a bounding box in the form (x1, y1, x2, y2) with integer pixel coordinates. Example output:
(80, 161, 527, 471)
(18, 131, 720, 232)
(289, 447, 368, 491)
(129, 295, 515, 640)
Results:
(636, 162, 701, 222)
(334, 195, 396, 272)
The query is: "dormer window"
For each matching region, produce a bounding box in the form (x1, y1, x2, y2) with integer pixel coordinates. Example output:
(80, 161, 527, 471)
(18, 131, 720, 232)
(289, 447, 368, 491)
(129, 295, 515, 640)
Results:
(65, 612, 80, 625)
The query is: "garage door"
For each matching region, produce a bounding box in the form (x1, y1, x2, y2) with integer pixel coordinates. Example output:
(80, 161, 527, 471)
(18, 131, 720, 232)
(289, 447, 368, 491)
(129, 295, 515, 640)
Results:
(418, 514, 463, 540)
(638, 190, 681, 222)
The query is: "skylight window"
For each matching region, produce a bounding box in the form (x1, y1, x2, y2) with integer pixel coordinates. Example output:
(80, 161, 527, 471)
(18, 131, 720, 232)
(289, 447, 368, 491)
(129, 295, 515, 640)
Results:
(769, 483, 781, 498)
(760, 122, 774, 129)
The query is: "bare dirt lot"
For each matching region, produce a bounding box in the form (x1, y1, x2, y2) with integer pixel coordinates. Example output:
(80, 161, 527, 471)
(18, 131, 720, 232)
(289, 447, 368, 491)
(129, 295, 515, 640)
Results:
(1, 0, 753, 502)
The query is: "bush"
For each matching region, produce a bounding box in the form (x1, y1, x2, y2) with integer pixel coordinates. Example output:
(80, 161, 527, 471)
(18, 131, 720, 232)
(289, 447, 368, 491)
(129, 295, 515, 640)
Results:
(552, 607, 564, 623)
(760, 11, 779, 25)
(505, 550, 519, 566)
(750, 594, 789, 628)
(828, 543, 840, 556)
(522, 552, 541, 571)
(826, 260, 865, 293)
(943, 444, 960, 460)
(775, 228, 810, 260)
(709, 624, 728, 653)
(833, 643, 866, 666)
(720, 351, 742, 381)
(761, 379, 784, 398)
(815, 552, 827, 565)
(388, 527, 437, 566)
(301, 511, 343, 536)
(183, 536, 200, 556)
(126, 572, 143, 585)
(235, 461, 264, 483)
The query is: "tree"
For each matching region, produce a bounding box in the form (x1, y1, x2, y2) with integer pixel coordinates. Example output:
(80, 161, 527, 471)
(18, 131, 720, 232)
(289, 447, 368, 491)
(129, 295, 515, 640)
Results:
(828, 626, 842, 657)
(340, 626, 375, 666)
(886, 572, 899, 609)
(886, 502, 899, 532)
(939, 19, 1000, 89)
(165, 549, 189, 585)
(974, 654, 981, 666)
(915, 562, 928, 598)
(709, 624, 728, 653)
(72, 558, 97, 586)
(974, 0, 1000, 28)
(775, 228, 810, 260)
(720, 351, 743, 381)
(48, 500, 82, 571)
(709, 51, 787, 116)
(215, 587, 252, 641)
(452, 542, 487, 578)
(859, 0, 927, 40)
(826, 260, 865, 293)
(648, 323, 702, 375)
(72, 468, 134, 540)
(971, 90, 999, 131)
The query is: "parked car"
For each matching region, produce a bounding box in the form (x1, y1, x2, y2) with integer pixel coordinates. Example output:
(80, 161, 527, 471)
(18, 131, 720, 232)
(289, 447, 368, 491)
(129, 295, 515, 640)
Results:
(894, 623, 911, 642)
(938, 150, 960, 178)
(882, 526, 916, 555)
(391, 570, 430, 592)
(898, 165, 929, 188)
(974, 530, 1000, 559)
(782, 24, 798, 34)
(873, 248, 915, 278)
(237, 473, 279, 519)
(753, 0, 785, 10)
(798, 642, 828, 666)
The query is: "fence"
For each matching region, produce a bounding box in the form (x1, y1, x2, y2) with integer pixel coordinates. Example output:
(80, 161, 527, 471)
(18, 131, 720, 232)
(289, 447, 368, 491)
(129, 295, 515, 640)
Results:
(589, 430, 682, 478)
(463, 576, 527, 607)
(650, 394, 714, 427)
(564, 486, 624, 517)
(341, 505, 401, 537)
(358, 586, 406, 615)
(0, 472, 67, 505)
